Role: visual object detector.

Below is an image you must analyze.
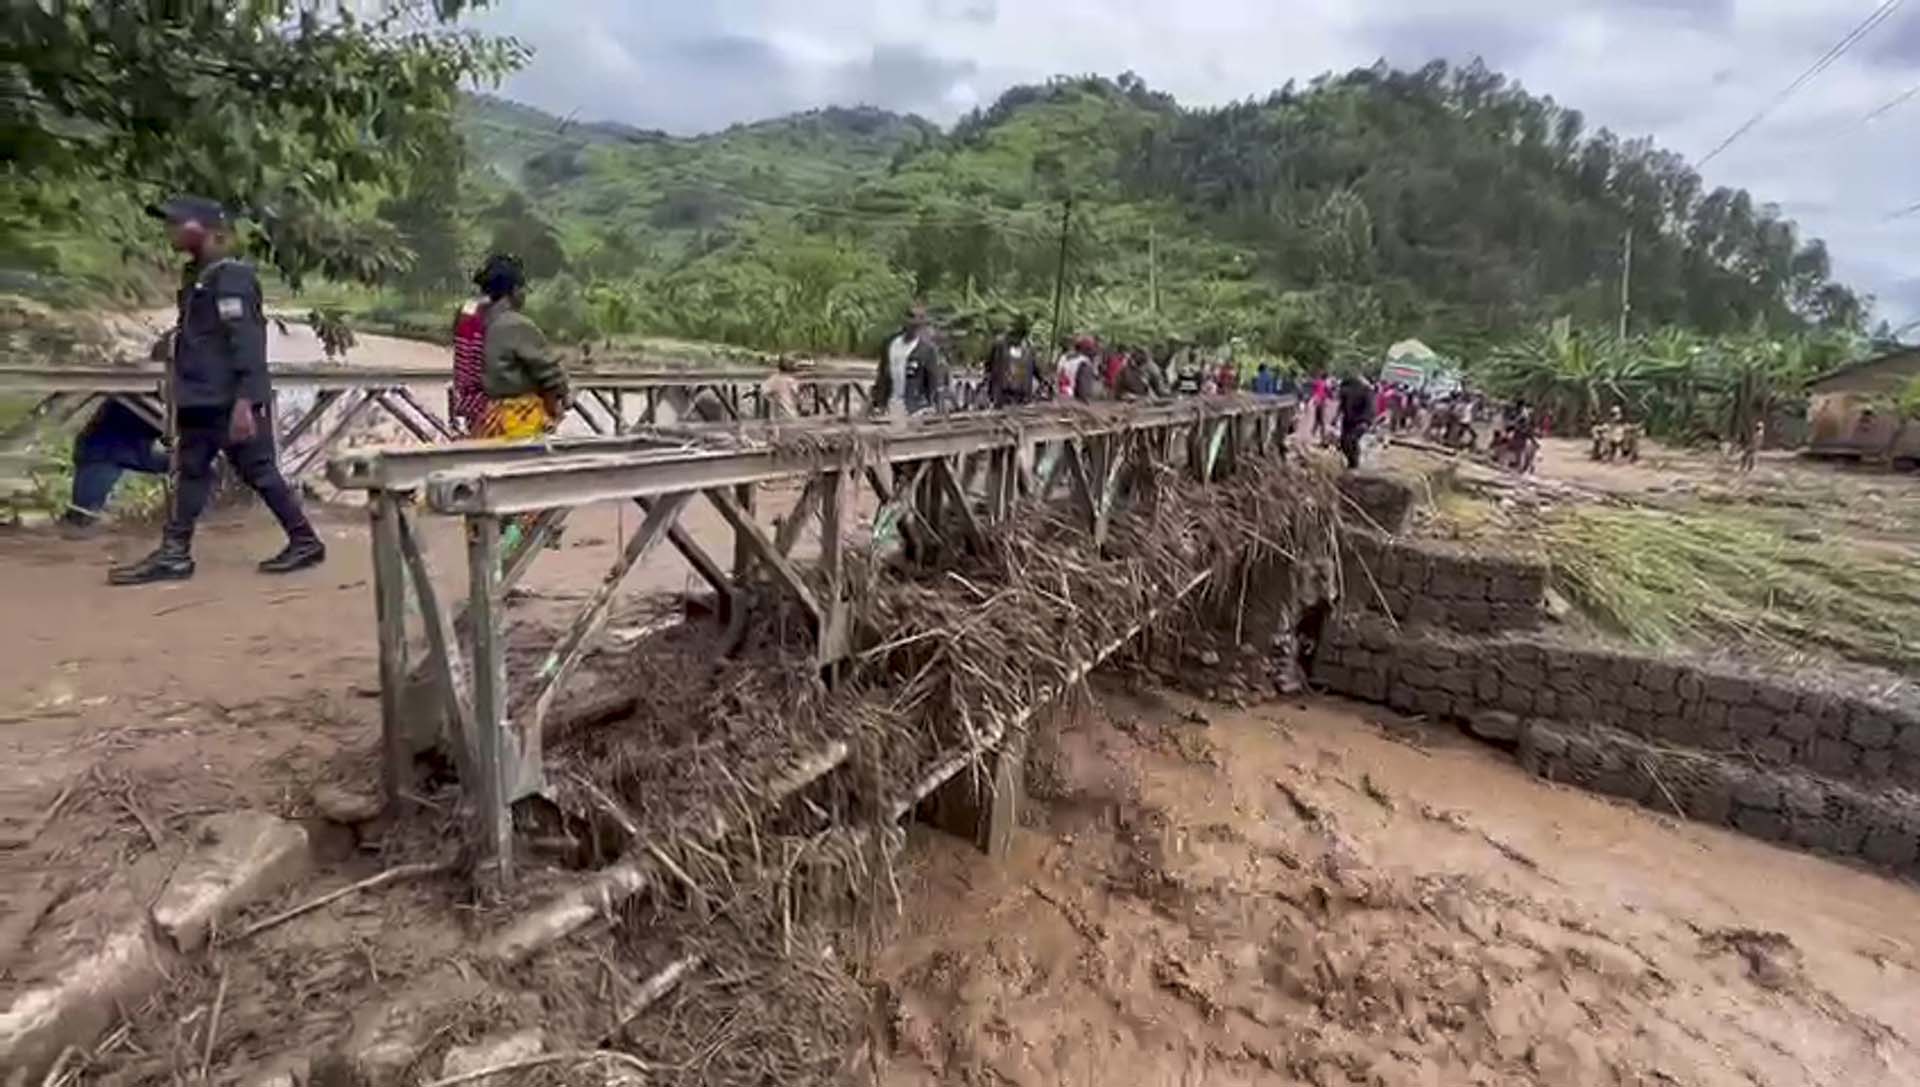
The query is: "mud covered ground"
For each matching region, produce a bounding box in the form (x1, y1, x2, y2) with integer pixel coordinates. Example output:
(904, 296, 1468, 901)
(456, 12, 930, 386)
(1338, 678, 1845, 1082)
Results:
(873, 677, 1920, 1087)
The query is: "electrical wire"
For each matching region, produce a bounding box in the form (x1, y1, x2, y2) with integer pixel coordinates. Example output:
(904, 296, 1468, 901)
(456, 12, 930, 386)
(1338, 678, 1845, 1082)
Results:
(1883, 197, 1920, 221)
(1861, 81, 1920, 124)
(1698, 0, 1906, 167)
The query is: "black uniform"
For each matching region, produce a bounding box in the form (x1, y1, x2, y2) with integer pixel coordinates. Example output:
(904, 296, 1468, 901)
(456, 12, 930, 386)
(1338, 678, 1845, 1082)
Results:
(161, 257, 316, 551)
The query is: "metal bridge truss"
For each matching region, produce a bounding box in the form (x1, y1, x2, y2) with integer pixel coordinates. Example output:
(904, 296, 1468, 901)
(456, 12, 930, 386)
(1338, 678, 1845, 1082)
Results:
(0, 363, 886, 480)
(327, 395, 1297, 880)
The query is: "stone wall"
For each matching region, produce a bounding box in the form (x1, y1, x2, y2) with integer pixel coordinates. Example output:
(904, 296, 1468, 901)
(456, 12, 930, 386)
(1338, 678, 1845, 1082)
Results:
(1313, 615, 1920, 793)
(1520, 719, 1920, 877)
(1342, 531, 1546, 634)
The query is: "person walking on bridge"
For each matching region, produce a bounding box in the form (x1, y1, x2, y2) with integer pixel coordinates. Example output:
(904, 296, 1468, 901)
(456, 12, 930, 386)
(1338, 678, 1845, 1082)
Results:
(984, 315, 1037, 408)
(110, 197, 324, 586)
(472, 255, 570, 441)
(875, 305, 942, 419)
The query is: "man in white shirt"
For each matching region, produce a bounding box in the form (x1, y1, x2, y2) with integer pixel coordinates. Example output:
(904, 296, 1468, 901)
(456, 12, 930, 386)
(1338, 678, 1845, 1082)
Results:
(875, 305, 941, 419)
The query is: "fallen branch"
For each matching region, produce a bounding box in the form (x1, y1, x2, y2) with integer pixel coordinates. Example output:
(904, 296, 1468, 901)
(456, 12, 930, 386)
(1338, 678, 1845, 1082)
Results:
(418, 1049, 656, 1087)
(224, 861, 453, 944)
(200, 968, 228, 1081)
(603, 953, 703, 1040)
(0, 778, 79, 851)
(115, 789, 166, 851)
(487, 741, 851, 965)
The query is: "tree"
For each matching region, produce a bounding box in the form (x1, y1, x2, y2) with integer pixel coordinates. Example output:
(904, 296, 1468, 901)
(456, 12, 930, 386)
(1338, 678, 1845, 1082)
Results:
(484, 191, 567, 279)
(4, 1, 525, 286)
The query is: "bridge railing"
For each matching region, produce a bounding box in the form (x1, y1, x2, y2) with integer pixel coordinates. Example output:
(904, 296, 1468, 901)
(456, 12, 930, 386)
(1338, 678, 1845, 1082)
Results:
(327, 394, 1297, 880)
(0, 363, 936, 480)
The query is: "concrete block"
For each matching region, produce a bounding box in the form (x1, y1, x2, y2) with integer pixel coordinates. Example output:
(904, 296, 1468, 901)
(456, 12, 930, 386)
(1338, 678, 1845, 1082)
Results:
(1731, 771, 1780, 812)
(1476, 670, 1502, 702)
(1651, 690, 1682, 716)
(1524, 722, 1569, 759)
(1606, 656, 1641, 685)
(1729, 706, 1778, 738)
(1440, 669, 1475, 696)
(1750, 736, 1794, 765)
(1776, 713, 1818, 743)
(1469, 710, 1523, 742)
(1733, 807, 1788, 843)
(1638, 662, 1678, 694)
(1561, 691, 1596, 721)
(1697, 701, 1730, 728)
(152, 811, 311, 954)
(1897, 724, 1920, 758)
(1412, 687, 1453, 718)
(1756, 684, 1801, 713)
(1499, 683, 1536, 715)
(1893, 755, 1920, 789)
(1675, 671, 1704, 704)
(1862, 825, 1920, 868)
(1621, 686, 1653, 713)
(1534, 689, 1559, 718)
(1455, 600, 1492, 630)
(1401, 664, 1439, 689)
(1353, 671, 1388, 702)
(1421, 645, 1459, 670)
(1781, 780, 1826, 820)
(1808, 739, 1861, 779)
(1704, 675, 1756, 706)
(1849, 714, 1896, 751)
(1859, 749, 1893, 782)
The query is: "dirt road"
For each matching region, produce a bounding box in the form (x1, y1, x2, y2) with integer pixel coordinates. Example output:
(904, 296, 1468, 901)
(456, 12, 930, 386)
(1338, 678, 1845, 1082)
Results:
(876, 680, 1920, 1086)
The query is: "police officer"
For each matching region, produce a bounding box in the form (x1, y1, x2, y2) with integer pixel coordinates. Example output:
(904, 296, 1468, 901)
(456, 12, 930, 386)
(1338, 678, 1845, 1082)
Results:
(109, 197, 326, 586)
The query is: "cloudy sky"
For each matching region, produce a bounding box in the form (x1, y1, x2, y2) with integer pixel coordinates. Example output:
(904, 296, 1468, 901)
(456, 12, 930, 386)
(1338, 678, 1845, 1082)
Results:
(472, 0, 1920, 330)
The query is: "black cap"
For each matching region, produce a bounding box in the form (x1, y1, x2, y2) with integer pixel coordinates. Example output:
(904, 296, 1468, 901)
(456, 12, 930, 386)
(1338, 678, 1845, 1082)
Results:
(146, 196, 231, 228)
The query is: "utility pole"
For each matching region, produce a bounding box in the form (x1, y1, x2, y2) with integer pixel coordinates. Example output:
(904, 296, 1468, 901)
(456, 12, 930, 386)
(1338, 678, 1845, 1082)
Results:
(1618, 225, 1634, 340)
(1049, 193, 1074, 350)
(1148, 223, 1159, 314)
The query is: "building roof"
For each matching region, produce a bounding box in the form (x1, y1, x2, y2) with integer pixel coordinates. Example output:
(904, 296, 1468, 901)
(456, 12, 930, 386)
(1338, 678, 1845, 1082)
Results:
(1805, 346, 1920, 396)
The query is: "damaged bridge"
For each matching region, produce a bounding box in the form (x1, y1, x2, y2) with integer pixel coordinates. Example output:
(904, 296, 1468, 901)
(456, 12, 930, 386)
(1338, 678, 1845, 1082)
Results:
(325, 395, 1320, 886)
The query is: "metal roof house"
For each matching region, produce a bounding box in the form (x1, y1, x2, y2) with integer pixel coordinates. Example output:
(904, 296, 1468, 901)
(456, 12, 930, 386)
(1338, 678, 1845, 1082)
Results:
(1803, 346, 1920, 465)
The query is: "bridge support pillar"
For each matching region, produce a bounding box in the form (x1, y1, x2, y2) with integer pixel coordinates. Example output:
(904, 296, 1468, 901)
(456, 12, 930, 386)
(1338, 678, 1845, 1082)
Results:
(921, 724, 1029, 859)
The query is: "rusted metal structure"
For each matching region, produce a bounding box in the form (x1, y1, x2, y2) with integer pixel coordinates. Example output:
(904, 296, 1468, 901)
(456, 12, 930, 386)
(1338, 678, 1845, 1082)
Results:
(327, 395, 1298, 881)
(0, 362, 890, 477)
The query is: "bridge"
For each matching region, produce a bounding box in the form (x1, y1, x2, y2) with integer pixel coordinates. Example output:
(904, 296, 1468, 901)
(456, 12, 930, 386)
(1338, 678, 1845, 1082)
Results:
(325, 393, 1305, 883)
(0, 361, 947, 480)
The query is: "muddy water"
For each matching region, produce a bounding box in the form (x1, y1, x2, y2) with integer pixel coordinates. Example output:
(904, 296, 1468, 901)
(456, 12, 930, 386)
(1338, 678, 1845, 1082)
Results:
(874, 682, 1920, 1086)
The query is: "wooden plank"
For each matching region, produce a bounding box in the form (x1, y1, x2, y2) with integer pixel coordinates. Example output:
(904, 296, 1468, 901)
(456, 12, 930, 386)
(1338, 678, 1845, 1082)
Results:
(704, 487, 823, 624)
(395, 508, 474, 780)
(288, 389, 375, 478)
(466, 516, 515, 881)
(1061, 441, 1098, 532)
(818, 469, 849, 664)
(1094, 434, 1129, 547)
(370, 492, 412, 808)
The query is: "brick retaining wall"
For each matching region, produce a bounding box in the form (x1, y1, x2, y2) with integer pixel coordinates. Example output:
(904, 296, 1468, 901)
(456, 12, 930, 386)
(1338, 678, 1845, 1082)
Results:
(1314, 615, 1920, 793)
(1520, 718, 1920, 877)
(1343, 531, 1546, 634)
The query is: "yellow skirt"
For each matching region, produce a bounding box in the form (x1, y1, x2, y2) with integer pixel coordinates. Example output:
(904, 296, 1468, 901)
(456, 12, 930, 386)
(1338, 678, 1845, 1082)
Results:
(479, 394, 552, 440)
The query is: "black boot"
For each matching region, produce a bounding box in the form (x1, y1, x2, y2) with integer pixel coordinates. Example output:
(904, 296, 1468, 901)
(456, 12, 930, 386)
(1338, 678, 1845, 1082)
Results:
(108, 541, 194, 585)
(259, 535, 326, 574)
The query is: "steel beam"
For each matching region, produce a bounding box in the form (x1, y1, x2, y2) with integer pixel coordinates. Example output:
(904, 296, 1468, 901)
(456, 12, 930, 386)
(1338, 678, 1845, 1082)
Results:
(425, 400, 1296, 515)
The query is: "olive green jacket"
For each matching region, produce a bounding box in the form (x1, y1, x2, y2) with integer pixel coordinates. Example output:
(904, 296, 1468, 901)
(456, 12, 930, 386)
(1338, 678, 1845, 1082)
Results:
(483, 307, 569, 401)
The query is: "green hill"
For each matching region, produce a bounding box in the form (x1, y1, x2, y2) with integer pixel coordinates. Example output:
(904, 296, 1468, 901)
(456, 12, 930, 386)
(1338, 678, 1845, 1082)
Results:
(415, 67, 1871, 362)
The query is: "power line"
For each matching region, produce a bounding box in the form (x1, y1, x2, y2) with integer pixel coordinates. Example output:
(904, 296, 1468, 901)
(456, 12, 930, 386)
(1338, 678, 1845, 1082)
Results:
(1698, 0, 1906, 167)
(1884, 198, 1920, 220)
(1862, 81, 1920, 124)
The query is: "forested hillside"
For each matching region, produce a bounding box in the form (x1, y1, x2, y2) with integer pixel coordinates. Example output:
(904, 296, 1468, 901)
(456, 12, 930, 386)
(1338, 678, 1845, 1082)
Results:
(426, 64, 1865, 369)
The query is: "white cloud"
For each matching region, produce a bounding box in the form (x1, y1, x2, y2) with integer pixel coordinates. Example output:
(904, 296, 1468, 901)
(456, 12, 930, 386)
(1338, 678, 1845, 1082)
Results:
(472, 0, 1920, 326)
